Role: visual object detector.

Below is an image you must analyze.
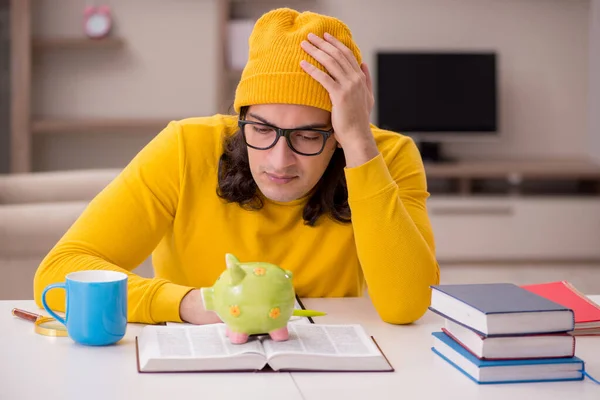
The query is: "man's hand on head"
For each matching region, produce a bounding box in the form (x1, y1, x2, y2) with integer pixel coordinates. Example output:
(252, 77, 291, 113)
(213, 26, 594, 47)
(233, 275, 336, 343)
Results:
(299, 32, 379, 168)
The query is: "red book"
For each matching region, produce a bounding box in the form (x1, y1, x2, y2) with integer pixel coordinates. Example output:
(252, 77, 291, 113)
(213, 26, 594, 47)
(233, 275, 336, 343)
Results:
(521, 281, 600, 335)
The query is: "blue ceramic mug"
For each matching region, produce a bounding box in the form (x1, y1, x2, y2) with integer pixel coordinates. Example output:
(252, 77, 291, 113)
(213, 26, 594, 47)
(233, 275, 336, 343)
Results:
(41, 270, 128, 346)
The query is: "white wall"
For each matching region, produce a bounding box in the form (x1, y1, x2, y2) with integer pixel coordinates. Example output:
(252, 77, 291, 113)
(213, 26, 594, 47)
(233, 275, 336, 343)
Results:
(30, 0, 221, 171)
(31, 0, 592, 170)
(318, 0, 590, 161)
(590, 0, 600, 162)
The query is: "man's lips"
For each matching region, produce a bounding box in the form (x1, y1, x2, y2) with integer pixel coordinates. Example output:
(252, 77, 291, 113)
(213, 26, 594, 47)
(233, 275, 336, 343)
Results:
(265, 172, 297, 183)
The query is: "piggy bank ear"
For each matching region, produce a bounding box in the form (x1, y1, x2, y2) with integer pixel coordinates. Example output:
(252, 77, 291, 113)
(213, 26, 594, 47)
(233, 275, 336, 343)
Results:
(225, 254, 246, 285)
(225, 253, 240, 269)
(229, 264, 246, 286)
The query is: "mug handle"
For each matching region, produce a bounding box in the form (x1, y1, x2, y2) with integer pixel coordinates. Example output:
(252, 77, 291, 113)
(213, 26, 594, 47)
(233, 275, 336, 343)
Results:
(41, 283, 67, 325)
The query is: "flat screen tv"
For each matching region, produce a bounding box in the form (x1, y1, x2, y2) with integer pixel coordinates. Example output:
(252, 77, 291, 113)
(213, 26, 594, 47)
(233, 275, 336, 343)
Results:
(376, 52, 498, 136)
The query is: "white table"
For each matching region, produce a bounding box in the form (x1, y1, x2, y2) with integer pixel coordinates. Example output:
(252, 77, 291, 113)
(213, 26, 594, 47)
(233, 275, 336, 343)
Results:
(2, 297, 599, 400)
(1, 300, 302, 400)
(297, 295, 600, 400)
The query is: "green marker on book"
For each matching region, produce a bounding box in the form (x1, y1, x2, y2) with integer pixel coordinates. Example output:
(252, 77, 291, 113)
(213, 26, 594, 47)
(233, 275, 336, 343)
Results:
(292, 309, 327, 317)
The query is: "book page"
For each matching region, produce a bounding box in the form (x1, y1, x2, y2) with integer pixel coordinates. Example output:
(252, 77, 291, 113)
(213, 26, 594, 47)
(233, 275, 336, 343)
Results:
(151, 325, 265, 358)
(262, 324, 380, 357)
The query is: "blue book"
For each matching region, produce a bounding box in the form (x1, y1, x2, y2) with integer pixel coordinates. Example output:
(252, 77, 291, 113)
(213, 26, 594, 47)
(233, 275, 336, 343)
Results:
(431, 331, 585, 384)
(429, 283, 575, 336)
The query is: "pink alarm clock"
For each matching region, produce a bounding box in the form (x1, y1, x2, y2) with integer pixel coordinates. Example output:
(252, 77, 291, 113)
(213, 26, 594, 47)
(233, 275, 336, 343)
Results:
(84, 5, 112, 39)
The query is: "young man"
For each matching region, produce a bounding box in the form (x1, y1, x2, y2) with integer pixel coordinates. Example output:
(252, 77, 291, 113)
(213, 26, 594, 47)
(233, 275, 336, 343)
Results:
(33, 8, 439, 325)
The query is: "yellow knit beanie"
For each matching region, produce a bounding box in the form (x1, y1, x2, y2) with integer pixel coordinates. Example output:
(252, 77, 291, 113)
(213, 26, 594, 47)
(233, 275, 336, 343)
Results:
(233, 8, 362, 113)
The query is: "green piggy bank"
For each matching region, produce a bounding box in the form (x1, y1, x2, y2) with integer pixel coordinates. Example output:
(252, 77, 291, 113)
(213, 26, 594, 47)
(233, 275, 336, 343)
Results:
(201, 253, 297, 344)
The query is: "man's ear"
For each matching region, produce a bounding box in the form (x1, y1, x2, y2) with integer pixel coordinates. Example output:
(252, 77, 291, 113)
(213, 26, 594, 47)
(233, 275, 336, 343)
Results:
(332, 133, 342, 148)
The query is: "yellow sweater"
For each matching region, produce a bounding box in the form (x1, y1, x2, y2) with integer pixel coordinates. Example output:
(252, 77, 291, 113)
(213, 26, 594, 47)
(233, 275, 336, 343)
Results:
(33, 114, 440, 325)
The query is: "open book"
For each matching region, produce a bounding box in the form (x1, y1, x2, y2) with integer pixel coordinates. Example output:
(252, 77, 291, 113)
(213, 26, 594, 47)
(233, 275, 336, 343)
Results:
(135, 323, 393, 373)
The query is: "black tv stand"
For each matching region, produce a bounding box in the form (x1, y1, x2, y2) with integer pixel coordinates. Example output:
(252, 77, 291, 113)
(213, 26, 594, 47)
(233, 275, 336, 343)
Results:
(416, 141, 453, 163)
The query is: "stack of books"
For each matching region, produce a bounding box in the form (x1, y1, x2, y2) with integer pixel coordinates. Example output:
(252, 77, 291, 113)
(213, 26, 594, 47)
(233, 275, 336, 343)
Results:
(429, 283, 587, 384)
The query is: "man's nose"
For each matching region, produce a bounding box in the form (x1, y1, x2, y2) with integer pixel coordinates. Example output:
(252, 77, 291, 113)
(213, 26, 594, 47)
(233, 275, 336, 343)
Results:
(268, 135, 296, 169)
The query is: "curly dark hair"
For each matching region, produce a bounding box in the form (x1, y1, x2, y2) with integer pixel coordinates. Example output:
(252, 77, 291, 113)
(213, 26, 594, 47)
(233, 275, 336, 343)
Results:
(216, 107, 351, 226)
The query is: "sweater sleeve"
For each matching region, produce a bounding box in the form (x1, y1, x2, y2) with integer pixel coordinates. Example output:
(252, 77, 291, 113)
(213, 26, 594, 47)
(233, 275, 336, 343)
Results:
(33, 121, 195, 324)
(344, 134, 440, 324)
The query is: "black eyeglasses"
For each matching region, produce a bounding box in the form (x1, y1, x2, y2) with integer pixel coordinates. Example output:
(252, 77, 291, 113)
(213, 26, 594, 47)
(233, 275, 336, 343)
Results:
(238, 120, 334, 156)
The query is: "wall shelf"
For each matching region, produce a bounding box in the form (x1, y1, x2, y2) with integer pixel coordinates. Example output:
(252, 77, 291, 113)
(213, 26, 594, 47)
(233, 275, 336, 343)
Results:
(425, 159, 600, 179)
(425, 159, 600, 196)
(31, 118, 172, 135)
(32, 37, 125, 51)
(7, 0, 150, 172)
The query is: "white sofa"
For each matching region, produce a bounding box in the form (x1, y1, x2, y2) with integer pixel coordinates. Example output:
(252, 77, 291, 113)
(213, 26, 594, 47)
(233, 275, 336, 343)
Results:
(0, 169, 154, 300)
